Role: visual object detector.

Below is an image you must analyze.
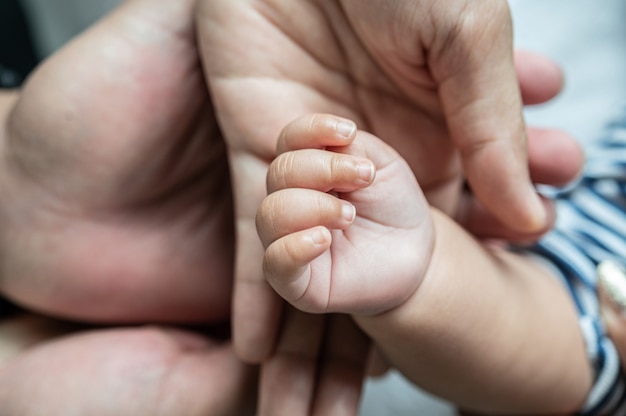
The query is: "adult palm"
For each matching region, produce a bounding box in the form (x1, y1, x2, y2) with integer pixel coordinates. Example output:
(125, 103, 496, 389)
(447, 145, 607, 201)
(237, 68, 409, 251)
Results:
(198, 0, 545, 362)
(0, 314, 255, 416)
(196, 2, 579, 414)
(0, 0, 233, 323)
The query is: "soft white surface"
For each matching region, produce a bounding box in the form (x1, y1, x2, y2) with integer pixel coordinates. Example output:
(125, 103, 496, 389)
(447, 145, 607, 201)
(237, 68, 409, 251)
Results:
(510, 0, 626, 144)
(18, 1, 626, 414)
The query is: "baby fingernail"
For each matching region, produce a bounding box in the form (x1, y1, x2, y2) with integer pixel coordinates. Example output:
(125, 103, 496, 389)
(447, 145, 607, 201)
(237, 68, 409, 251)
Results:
(342, 202, 356, 224)
(336, 119, 357, 139)
(311, 227, 329, 245)
(357, 161, 375, 184)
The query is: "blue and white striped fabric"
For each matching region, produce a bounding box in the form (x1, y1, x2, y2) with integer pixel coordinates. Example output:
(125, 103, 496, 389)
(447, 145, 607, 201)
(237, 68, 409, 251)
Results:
(528, 116, 626, 414)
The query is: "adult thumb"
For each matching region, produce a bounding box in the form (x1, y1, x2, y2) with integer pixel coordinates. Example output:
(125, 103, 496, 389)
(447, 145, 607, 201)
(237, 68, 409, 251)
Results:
(431, 0, 547, 233)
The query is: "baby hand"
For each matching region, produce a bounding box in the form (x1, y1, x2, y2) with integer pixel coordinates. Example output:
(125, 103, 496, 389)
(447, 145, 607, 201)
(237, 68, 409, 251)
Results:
(256, 114, 434, 315)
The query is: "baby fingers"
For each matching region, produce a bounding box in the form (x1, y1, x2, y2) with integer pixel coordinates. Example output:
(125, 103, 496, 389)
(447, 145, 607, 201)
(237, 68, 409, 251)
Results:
(256, 189, 355, 247)
(277, 114, 357, 154)
(267, 149, 375, 194)
(263, 226, 331, 308)
(258, 189, 352, 311)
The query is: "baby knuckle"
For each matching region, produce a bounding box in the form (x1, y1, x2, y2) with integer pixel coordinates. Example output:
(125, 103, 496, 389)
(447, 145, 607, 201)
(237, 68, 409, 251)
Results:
(268, 153, 296, 190)
(328, 154, 350, 181)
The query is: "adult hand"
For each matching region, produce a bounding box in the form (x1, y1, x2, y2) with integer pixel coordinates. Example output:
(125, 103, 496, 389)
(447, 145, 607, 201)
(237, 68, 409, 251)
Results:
(0, 0, 234, 324)
(0, 314, 256, 416)
(257, 309, 370, 416)
(251, 113, 583, 416)
(197, 0, 582, 363)
(457, 50, 584, 242)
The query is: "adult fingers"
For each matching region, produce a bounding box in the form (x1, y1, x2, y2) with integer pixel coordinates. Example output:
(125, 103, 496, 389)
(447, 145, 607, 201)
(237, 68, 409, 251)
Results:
(432, 0, 547, 233)
(456, 193, 554, 243)
(196, 0, 279, 364)
(456, 127, 583, 241)
(515, 50, 564, 105)
(258, 307, 325, 416)
(0, 324, 257, 416)
(230, 208, 281, 362)
(526, 127, 584, 186)
(258, 311, 367, 416)
(312, 315, 369, 416)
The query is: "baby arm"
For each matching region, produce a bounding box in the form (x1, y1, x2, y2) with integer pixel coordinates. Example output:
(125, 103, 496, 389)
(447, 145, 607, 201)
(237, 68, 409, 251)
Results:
(357, 211, 593, 414)
(257, 114, 593, 414)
